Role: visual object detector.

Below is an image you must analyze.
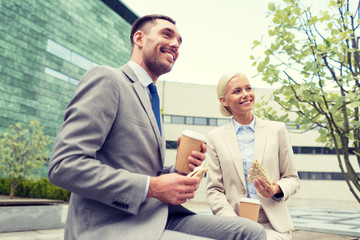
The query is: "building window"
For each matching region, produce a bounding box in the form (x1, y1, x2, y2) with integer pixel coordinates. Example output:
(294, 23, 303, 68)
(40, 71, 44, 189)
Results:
(163, 115, 171, 123)
(323, 172, 332, 180)
(69, 77, 79, 85)
(163, 114, 230, 126)
(46, 39, 71, 61)
(298, 171, 359, 180)
(293, 146, 355, 155)
(172, 115, 185, 124)
(185, 116, 193, 124)
(193, 117, 207, 125)
(208, 118, 217, 126)
(310, 172, 323, 180)
(298, 172, 310, 179)
(45, 39, 100, 86)
(71, 52, 93, 70)
(45, 67, 69, 82)
(166, 141, 178, 149)
(44, 67, 79, 85)
(217, 118, 230, 126)
(46, 39, 98, 71)
(331, 172, 346, 180)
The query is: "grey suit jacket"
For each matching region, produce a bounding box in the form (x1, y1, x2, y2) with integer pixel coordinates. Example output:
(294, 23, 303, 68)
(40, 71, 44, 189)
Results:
(206, 117, 300, 233)
(48, 64, 191, 240)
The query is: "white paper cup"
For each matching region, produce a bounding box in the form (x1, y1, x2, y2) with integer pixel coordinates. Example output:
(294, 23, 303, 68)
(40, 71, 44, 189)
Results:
(239, 198, 261, 222)
(175, 130, 206, 175)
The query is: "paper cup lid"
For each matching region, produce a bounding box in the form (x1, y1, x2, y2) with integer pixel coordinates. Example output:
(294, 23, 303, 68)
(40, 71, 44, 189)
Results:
(239, 198, 260, 204)
(182, 129, 206, 142)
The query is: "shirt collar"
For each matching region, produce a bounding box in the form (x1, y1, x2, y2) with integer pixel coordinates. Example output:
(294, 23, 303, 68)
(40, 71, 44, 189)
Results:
(127, 61, 153, 88)
(233, 115, 256, 133)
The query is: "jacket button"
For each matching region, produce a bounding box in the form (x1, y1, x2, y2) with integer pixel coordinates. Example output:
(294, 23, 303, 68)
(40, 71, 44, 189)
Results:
(242, 190, 246, 195)
(157, 171, 162, 176)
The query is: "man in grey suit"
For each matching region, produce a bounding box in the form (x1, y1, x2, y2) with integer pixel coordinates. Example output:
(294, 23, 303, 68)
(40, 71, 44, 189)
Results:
(48, 14, 266, 240)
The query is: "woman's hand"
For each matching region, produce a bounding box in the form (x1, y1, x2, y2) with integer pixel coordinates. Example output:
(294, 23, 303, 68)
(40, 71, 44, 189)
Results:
(254, 178, 282, 198)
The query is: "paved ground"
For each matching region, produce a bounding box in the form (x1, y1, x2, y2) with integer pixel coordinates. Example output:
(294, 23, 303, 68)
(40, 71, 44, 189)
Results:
(290, 207, 360, 238)
(0, 201, 359, 240)
(292, 230, 358, 240)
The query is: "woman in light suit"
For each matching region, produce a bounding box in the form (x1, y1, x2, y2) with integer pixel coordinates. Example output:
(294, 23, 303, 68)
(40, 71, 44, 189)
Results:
(206, 71, 300, 239)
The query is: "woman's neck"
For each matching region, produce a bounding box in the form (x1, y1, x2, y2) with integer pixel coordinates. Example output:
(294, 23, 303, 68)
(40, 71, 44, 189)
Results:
(234, 113, 253, 125)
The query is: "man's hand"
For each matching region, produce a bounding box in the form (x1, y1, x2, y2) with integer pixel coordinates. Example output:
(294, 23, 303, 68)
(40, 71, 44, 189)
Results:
(147, 173, 200, 205)
(177, 137, 207, 171)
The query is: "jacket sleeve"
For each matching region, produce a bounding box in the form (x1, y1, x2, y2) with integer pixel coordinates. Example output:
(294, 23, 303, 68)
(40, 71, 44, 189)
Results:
(276, 123, 300, 201)
(48, 66, 148, 215)
(206, 133, 238, 217)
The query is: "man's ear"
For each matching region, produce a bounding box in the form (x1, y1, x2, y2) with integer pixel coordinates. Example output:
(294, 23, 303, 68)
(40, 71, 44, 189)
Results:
(133, 31, 145, 48)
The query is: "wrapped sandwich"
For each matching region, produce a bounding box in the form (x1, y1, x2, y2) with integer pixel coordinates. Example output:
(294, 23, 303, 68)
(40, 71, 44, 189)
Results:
(247, 160, 273, 185)
(187, 161, 208, 180)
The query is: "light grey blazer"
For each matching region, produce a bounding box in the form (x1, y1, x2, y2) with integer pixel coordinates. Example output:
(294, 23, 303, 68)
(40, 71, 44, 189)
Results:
(48, 64, 191, 240)
(206, 117, 300, 233)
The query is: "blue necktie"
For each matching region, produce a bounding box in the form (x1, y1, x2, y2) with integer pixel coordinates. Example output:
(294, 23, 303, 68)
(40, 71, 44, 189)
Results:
(148, 83, 161, 134)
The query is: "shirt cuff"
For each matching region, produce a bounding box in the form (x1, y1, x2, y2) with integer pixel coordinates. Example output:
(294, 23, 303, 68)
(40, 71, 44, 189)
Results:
(272, 192, 284, 201)
(142, 176, 150, 202)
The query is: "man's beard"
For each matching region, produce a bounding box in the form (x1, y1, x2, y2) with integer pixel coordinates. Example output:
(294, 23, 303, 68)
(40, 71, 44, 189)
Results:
(144, 52, 173, 77)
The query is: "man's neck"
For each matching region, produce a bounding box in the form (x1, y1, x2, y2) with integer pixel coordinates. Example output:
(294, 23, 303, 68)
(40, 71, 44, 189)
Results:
(129, 58, 158, 83)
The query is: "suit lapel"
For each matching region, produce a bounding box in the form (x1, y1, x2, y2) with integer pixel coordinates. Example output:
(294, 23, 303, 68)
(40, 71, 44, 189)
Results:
(120, 65, 165, 163)
(223, 122, 247, 187)
(254, 117, 266, 165)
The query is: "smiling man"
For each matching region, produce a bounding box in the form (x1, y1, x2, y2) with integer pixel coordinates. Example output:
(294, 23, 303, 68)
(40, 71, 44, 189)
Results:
(48, 14, 266, 240)
(130, 15, 181, 79)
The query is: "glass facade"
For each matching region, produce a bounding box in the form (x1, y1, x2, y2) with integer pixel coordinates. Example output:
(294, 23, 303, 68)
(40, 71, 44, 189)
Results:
(0, 0, 135, 137)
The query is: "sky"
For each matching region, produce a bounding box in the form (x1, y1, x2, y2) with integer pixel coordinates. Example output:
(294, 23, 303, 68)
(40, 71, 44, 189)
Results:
(120, 0, 359, 89)
(121, 0, 271, 88)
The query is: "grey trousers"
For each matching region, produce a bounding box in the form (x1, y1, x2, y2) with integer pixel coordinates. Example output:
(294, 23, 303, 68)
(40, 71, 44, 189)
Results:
(162, 214, 267, 240)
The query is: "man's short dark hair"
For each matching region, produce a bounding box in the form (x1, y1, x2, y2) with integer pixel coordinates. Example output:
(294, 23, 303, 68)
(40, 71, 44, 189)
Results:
(130, 14, 176, 46)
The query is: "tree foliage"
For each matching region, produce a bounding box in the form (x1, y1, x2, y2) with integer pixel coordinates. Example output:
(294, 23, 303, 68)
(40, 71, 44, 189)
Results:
(252, 0, 360, 202)
(0, 121, 52, 198)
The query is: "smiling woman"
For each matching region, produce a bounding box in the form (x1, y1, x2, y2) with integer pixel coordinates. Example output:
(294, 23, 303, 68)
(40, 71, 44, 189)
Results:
(206, 71, 300, 240)
(219, 72, 255, 124)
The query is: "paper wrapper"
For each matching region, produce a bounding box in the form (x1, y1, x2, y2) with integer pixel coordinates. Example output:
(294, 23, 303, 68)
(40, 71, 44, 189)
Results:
(186, 161, 208, 180)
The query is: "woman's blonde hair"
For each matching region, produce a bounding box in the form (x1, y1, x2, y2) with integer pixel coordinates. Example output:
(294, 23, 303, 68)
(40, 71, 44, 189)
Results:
(217, 71, 247, 116)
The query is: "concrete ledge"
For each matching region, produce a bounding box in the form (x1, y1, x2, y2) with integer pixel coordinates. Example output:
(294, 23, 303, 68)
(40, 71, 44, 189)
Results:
(0, 203, 63, 233)
(0, 198, 64, 206)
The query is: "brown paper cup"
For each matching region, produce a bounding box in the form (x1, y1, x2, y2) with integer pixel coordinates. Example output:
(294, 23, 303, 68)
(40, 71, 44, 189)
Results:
(239, 198, 261, 222)
(175, 130, 206, 175)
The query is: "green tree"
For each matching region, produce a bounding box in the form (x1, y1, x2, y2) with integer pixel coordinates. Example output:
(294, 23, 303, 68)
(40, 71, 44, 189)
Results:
(252, 0, 360, 202)
(0, 121, 52, 198)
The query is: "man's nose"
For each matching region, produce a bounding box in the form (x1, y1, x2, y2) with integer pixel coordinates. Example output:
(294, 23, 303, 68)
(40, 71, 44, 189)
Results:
(169, 38, 180, 50)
